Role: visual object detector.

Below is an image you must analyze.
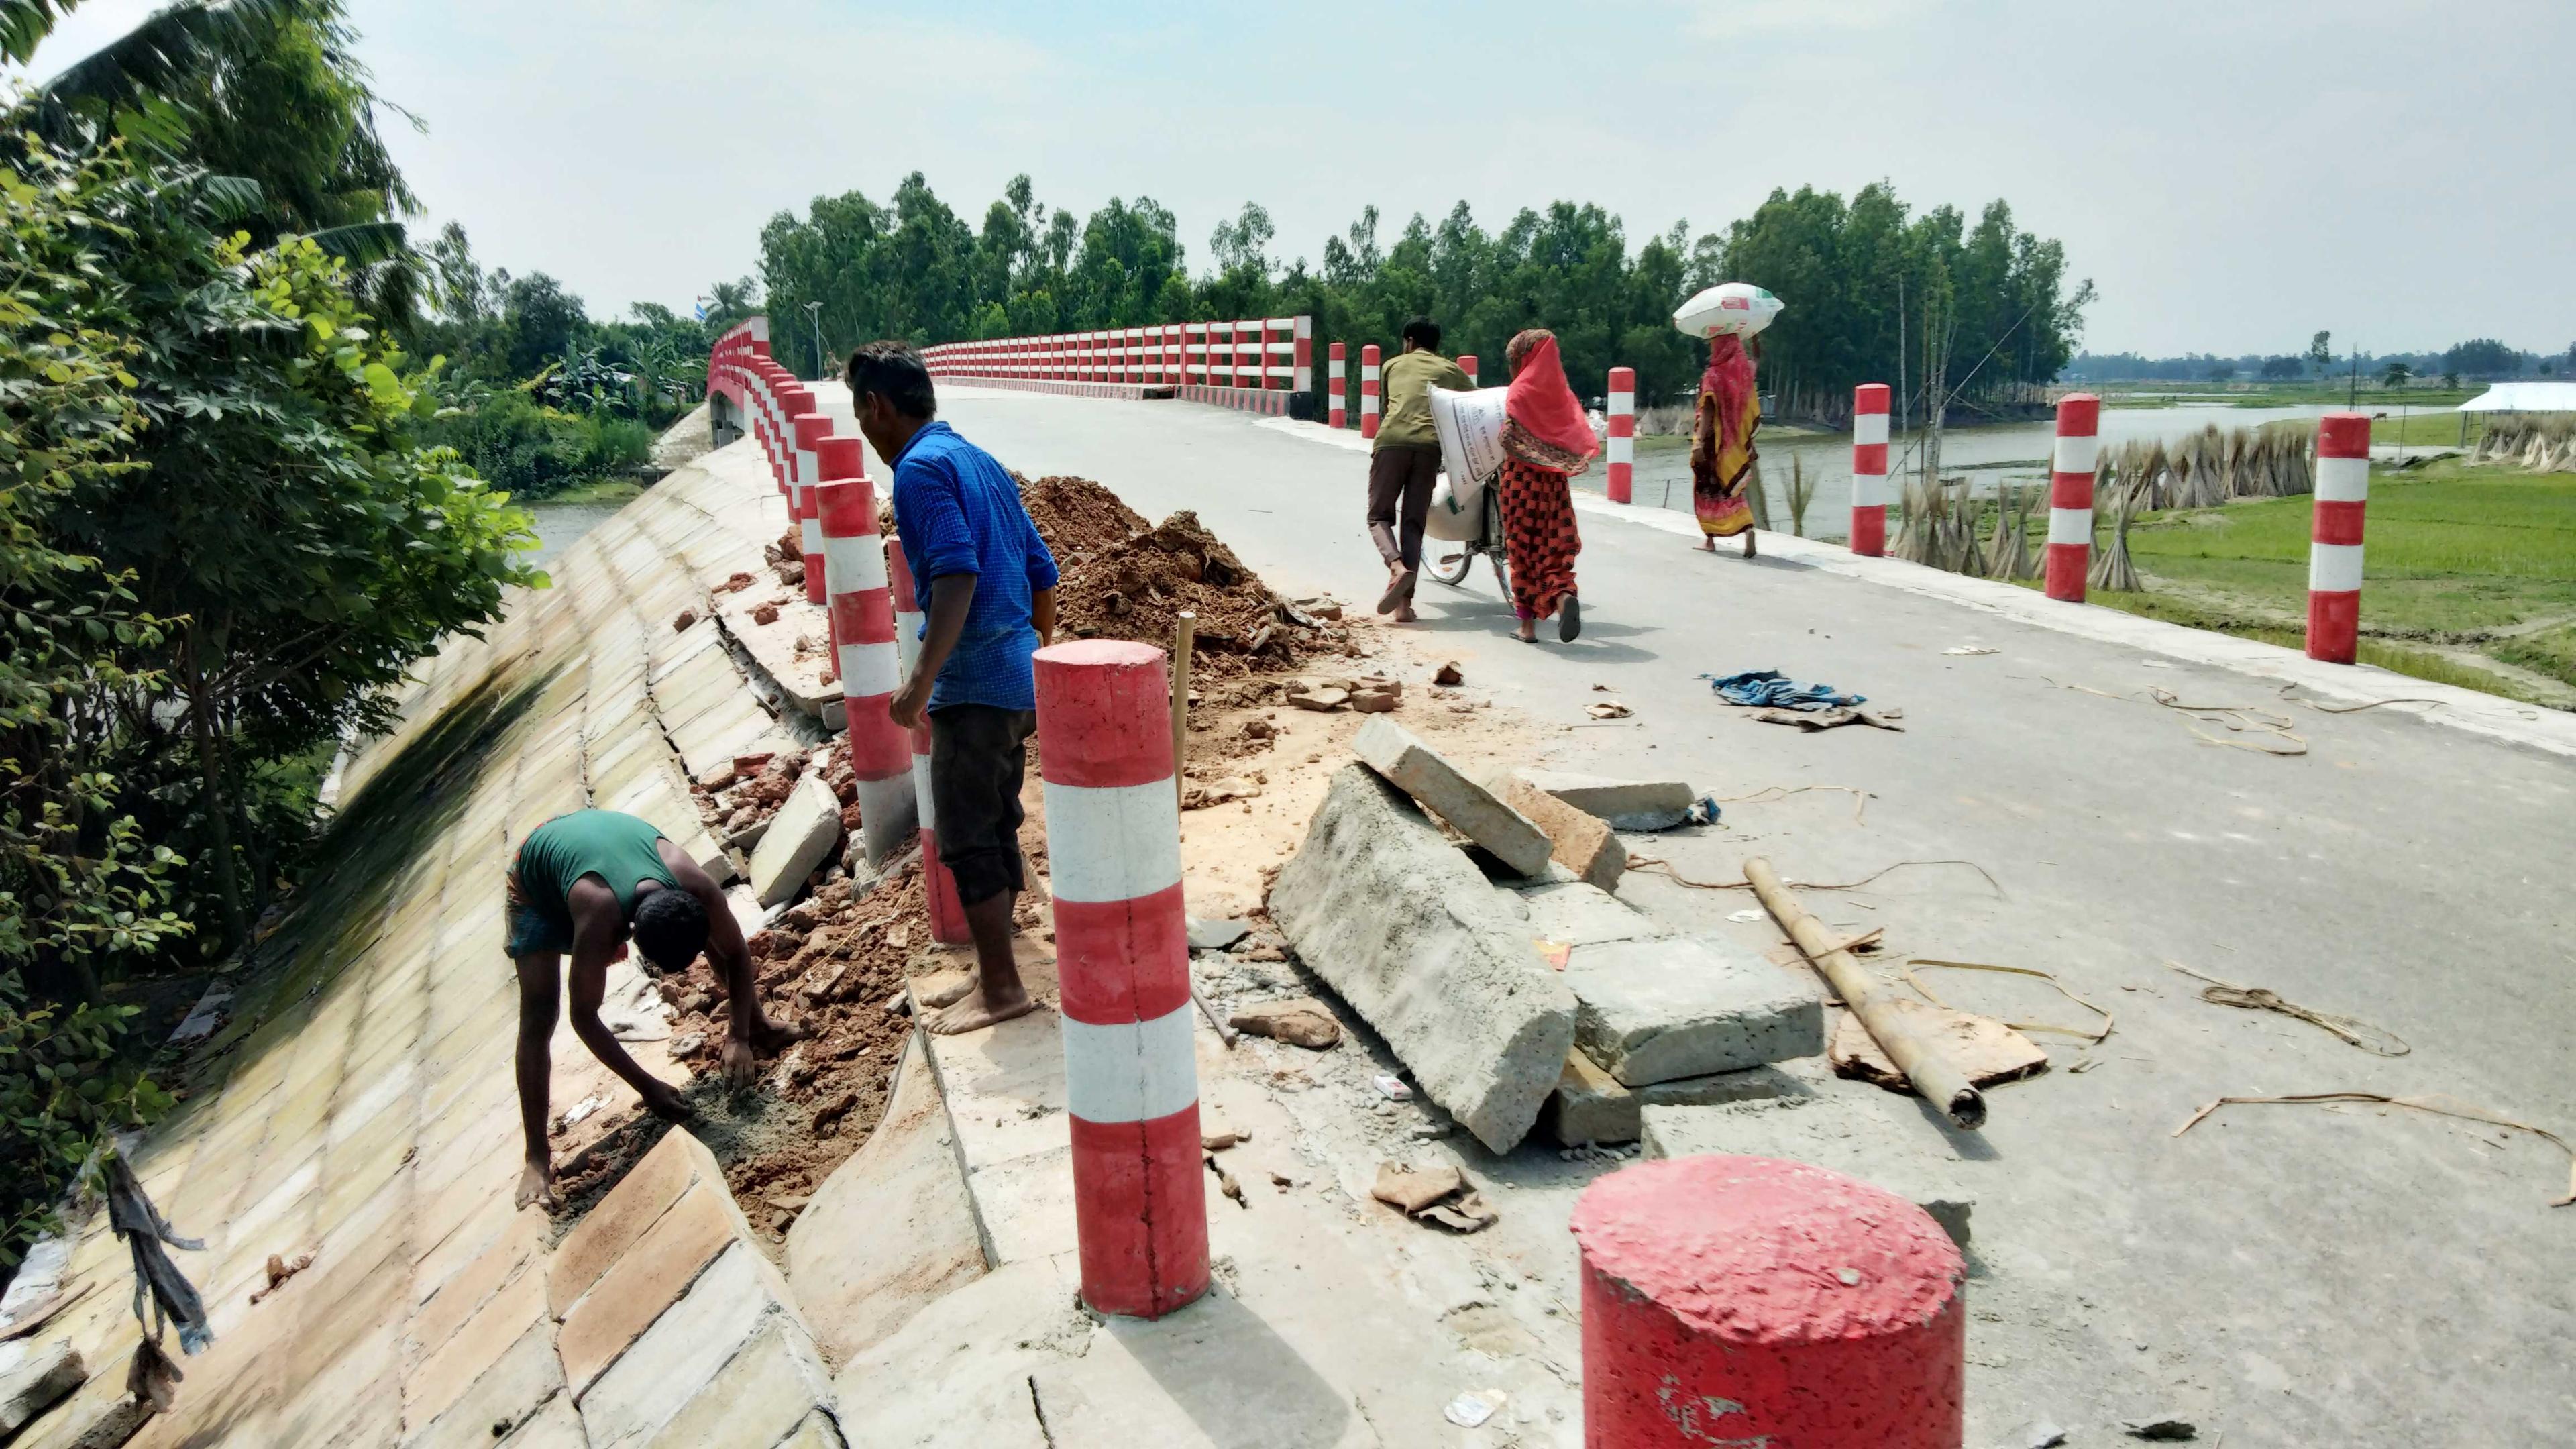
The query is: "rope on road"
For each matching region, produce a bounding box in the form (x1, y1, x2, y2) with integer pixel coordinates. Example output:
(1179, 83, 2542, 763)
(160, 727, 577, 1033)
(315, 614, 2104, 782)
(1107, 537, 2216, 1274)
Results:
(2165, 961, 2410, 1057)
(2275, 682, 2448, 714)
(1628, 857, 2004, 898)
(1903, 958, 2115, 1044)
(1707, 783, 1874, 824)
(2027, 675, 2311, 755)
(2172, 1092, 2576, 1208)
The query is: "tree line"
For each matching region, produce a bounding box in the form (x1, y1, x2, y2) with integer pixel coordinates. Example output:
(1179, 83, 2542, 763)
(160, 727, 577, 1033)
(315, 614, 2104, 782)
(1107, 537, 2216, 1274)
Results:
(2069, 334, 2573, 386)
(755, 175, 2090, 420)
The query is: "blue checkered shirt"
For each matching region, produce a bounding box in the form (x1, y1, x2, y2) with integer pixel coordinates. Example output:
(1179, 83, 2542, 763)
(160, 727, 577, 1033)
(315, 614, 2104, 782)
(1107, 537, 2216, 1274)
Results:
(890, 422, 1060, 712)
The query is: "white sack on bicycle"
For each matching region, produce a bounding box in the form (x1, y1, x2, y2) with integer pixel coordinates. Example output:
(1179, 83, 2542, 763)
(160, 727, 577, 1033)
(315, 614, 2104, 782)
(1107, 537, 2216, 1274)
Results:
(1424, 470, 1483, 541)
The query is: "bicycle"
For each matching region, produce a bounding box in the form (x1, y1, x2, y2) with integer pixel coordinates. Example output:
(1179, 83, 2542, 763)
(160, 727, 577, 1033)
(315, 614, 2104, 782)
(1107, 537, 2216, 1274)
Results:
(1424, 476, 1509, 601)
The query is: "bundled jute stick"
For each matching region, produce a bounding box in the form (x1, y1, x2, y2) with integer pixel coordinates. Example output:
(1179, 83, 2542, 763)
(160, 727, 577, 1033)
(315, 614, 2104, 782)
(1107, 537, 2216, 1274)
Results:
(1744, 857, 1986, 1130)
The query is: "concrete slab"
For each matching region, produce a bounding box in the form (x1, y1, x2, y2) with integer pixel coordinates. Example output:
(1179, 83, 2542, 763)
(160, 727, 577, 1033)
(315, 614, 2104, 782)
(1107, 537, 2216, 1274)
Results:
(1543, 1054, 1820, 1146)
(550, 1128, 718, 1318)
(1641, 1092, 1977, 1246)
(576, 1242, 807, 1444)
(829, 1261, 1082, 1449)
(1514, 769, 1694, 831)
(1269, 765, 1577, 1153)
(558, 1181, 743, 1397)
(1350, 718, 1552, 878)
(1494, 772, 1627, 891)
(1511, 879, 1662, 948)
(749, 772, 843, 907)
(635, 1316, 837, 1449)
(1562, 936, 1824, 1087)
(786, 1036, 987, 1365)
(401, 1322, 565, 1449)
(0, 1343, 83, 1436)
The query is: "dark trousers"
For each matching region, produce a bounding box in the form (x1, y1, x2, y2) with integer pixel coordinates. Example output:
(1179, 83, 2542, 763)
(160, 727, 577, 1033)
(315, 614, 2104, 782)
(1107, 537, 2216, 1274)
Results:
(928, 703, 1035, 908)
(1366, 443, 1441, 570)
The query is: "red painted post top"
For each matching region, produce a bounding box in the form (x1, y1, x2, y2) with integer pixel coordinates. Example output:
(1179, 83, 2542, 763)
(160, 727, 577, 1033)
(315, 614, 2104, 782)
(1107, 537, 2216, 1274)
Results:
(1572, 1156, 1964, 1448)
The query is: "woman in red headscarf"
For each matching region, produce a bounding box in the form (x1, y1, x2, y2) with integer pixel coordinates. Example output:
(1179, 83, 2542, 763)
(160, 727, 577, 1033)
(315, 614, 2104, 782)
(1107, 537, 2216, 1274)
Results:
(1691, 333, 1760, 555)
(1495, 329, 1600, 642)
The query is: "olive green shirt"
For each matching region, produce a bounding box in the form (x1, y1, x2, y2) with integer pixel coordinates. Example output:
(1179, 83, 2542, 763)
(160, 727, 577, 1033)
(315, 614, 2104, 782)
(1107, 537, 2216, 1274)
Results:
(1374, 349, 1472, 452)
(506, 810, 679, 957)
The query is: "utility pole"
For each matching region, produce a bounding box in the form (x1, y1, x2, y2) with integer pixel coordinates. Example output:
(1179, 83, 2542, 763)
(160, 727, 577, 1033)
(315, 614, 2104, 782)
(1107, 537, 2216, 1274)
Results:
(804, 301, 824, 382)
(2347, 345, 2360, 411)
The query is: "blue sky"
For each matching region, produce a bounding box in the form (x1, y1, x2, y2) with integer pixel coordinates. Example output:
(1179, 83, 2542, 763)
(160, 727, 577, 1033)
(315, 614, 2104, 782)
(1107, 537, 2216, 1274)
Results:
(14, 0, 2574, 357)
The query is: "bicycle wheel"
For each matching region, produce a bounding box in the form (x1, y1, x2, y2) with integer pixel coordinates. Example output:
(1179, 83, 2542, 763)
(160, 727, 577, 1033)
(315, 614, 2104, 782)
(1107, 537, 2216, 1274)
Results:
(1484, 490, 1513, 602)
(1426, 543, 1473, 586)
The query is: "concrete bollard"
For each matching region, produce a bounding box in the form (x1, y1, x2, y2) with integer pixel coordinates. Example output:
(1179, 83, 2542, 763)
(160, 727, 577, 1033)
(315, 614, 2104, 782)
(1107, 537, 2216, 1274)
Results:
(2045, 393, 2100, 602)
(1606, 367, 1636, 504)
(1851, 382, 1892, 556)
(1328, 342, 1348, 429)
(883, 537, 970, 943)
(2307, 413, 2372, 663)
(1570, 1156, 1965, 1448)
(1459, 354, 1479, 386)
(814, 441, 917, 865)
(1360, 345, 1381, 441)
(791, 408, 831, 606)
(1291, 315, 1312, 395)
(1034, 639, 1208, 1320)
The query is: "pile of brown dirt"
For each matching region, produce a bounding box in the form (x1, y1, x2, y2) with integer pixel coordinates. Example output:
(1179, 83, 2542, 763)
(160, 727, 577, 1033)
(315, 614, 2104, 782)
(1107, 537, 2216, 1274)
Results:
(1018, 474, 1336, 679)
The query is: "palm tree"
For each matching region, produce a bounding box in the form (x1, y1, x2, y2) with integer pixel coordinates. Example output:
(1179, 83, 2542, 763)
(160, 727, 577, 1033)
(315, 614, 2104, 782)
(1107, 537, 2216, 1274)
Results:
(6, 0, 426, 323)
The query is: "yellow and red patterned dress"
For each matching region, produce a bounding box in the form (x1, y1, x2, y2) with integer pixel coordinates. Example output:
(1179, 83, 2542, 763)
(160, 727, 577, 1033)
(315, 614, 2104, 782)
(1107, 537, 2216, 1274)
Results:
(1691, 335, 1759, 539)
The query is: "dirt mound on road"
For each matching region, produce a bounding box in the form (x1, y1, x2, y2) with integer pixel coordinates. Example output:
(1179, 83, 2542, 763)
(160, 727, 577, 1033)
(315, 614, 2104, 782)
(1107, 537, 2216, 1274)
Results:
(1018, 474, 1326, 679)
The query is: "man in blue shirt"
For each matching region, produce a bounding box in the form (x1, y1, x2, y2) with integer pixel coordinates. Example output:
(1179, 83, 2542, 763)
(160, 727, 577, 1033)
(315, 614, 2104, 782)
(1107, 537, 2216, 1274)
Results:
(848, 342, 1059, 1034)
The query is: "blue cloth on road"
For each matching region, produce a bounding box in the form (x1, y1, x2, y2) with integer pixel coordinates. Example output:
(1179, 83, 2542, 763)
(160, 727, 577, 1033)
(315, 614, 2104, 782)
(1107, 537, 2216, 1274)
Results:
(890, 421, 1061, 712)
(1703, 669, 1865, 711)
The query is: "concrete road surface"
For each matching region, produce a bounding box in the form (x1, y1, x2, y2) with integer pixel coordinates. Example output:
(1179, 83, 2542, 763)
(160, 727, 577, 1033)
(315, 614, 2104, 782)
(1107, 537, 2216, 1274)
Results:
(820, 383, 2576, 1445)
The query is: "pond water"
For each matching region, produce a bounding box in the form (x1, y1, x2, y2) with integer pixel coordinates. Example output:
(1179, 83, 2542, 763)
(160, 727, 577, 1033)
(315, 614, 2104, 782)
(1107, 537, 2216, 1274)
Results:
(526, 501, 625, 572)
(1588, 401, 2436, 544)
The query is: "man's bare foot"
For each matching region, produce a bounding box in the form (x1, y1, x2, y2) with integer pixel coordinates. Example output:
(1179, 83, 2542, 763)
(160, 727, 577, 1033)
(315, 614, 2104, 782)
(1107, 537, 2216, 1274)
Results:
(1391, 603, 1418, 623)
(515, 1156, 558, 1210)
(641, 1080, 695, 1123)
(926, 980, 1037, 1035)
(917, 973, 975, 1010)
(1698, 537, 1716, 552)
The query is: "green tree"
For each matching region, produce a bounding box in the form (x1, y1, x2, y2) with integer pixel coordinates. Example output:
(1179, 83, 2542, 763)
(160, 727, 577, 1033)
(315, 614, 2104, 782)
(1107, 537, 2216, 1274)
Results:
(2442, 337, 2520, 378)
(2307, 330, 2334, 372)
(2381, 360, 2413, 389)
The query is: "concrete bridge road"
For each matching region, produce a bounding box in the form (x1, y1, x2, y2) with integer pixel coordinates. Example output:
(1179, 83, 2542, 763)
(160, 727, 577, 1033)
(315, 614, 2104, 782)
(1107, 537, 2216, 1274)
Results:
(825, 384, 2576, 1444)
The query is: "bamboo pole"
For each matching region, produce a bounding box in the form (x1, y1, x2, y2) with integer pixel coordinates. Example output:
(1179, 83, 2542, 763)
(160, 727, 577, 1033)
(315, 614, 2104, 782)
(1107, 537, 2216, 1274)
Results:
(1742, 857, 1986, 1129)
(1170, 611, 1195, 804)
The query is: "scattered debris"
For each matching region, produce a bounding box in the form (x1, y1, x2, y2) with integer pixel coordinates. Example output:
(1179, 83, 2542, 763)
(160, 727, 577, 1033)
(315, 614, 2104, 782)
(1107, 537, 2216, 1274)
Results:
(1684, 794, 1723, 826)
(247, 1250, 315, 1307)
(1709, 783, 1873, 825)
(2167, 961, 2408, 1055)
(2017, 1421, 2070, 1448)
(1025, 476, 1324, 676)
(1370, 1164, 1497, 1232)
(751, 602, 781, 626)
(1727, 909, 1764, 922)
(1371, 1073, 1413, 1102)
(1493, 773, 1626, 891)
(1187, 917, 1252, 951)
(1205, 1155, 1247, 1208)
(1287, 686, 1350, 712)
(1534, 938, 1572, 971)
(1705, 669, 1866, 710)
(1752, 704, 1904, 732)
(1942, 645, 1999, 656)
(1907, 959, 2115, 1044)
(2123, 1417, 2198, 1440)
(1585, 700, 1631, 720)
(2174, 1092, 2576, 1207)
(1443, 1389, 1508, 1428)
(672, 609, 697, 632)
(1228, 998, 1344, 1049)
(1433, 660, 1464, 686)
(1201, 1130, 1250, 1151)
(1829, 1002, 2048, 1092)
(554, 1094, 609, 1134)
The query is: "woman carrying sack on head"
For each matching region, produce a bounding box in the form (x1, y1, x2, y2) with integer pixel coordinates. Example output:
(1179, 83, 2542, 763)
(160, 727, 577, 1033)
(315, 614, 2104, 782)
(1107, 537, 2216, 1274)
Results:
(1496, 328, 1600, 643)
(1691, 333, 1761, 555)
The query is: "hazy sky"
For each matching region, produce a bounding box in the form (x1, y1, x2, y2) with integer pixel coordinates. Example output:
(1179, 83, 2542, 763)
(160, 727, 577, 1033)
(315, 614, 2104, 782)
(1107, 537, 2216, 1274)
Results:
(15, 1, 2573, 357)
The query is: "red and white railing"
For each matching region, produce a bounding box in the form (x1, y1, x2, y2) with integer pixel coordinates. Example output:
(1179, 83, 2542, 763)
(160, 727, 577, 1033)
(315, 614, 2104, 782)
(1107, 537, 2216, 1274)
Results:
(920, 317, 1312, 395)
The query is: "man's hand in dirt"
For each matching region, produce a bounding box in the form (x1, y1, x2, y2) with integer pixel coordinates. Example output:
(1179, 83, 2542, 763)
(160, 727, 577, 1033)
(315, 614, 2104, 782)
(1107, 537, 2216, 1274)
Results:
(723, 1034, 760, 1089)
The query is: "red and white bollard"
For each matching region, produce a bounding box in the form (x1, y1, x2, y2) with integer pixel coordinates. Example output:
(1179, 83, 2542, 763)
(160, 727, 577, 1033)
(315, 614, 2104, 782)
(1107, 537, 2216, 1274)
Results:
(814, 441, 917, 865)
(1034, 640, 1208, 1320)
(883, 537, 970, 943)
(1571, 1156, 1965, 1448)
(2045, 393, 2100, 602)
(1850, 382, 1892, 556)
(1459, 354, 1479, 386)
(1606, 367, 1636, 504)
(2307, 413, 2371, 663)
(1327, 342, 1348, 428)
(1291, 315, 1311, 396)
(792, 408, 832, 606)
(1359, 345, 1381, 441)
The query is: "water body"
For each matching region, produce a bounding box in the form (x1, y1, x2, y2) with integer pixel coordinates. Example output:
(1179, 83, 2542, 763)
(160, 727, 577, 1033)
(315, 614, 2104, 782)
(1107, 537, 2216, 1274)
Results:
(1588, 401, 2399, 544)
(527, 500, 624, 571)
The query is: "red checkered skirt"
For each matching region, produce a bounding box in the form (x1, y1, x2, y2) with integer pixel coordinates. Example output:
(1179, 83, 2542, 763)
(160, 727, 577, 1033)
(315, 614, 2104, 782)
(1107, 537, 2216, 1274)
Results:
(1497, 458, 1580, 621)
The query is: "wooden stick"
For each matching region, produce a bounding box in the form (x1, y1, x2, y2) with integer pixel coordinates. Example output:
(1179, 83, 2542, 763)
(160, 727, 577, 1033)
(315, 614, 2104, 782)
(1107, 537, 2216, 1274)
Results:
(1192, 978, 1240, 1049)
(1743, 856, 1986, 1130)
(1171, 611, 1196, 804)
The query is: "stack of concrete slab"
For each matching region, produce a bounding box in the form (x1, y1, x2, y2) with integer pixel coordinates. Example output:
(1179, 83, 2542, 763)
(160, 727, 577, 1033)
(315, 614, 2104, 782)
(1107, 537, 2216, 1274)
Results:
(1516, 878, 1825, 1146)
(1273, 725, 1822, 1155)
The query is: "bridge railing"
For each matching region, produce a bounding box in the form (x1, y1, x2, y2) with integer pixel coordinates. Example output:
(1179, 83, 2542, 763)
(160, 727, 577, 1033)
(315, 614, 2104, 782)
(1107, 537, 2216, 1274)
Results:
(918, 317, 1314, 416)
